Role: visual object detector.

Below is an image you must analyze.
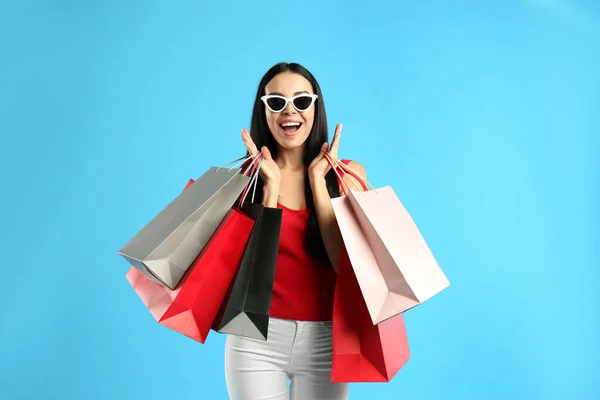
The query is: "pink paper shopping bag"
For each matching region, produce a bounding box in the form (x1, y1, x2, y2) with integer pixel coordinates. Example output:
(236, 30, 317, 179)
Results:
(327, 155, 450, 324)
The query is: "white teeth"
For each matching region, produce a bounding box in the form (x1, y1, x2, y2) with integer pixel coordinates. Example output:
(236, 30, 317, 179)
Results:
(281, 122, 301, 127)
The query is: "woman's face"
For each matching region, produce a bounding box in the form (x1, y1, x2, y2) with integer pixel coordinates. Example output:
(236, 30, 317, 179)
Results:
(263, 72, 316, 151)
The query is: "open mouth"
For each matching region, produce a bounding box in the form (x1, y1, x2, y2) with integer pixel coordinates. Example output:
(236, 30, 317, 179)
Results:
(279, 121, 302, 135)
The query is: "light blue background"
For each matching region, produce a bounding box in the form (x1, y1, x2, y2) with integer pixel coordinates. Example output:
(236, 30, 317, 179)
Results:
(1, 1, 598, 399)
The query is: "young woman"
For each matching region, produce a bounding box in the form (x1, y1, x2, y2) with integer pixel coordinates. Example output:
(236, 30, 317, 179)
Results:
(225, 62, 366, 400)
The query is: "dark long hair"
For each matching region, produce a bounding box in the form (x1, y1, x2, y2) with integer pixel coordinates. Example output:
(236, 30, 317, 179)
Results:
(246, 62, 340, 264)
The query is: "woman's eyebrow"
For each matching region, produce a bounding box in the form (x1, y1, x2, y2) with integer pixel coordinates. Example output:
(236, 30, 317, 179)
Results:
(267, 91, 310, 96)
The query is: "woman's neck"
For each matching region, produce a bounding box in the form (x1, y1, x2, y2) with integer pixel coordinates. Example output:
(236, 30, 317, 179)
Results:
(275, 146, 305, 171)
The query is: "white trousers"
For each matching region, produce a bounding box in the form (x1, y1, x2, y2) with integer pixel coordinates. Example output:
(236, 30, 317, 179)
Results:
(224, 317, 349, 400)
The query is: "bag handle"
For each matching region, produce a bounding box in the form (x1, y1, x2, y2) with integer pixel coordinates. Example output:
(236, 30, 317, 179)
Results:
(324, 153, 372, 195)
(237, 152, 264, 209)
(336, 158, 377, 192)
(218, 153, 260, 173)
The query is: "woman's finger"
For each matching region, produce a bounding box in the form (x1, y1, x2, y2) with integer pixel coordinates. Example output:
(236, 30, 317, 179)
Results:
(310, 142, 328, 167)
(317, 142, 329, 159)
(242, 128, 259, 155)
(261, 146, 273, 161)
(319, 142, 336, 170)
(329, 123, 342, 158)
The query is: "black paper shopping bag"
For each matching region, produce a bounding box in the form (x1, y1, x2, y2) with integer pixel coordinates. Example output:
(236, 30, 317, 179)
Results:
(212, 202, 282, 340)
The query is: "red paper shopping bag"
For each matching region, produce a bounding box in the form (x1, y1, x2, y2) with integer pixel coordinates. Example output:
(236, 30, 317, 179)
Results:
(331, 247, 411, 382)
(125, 179, 256, 344)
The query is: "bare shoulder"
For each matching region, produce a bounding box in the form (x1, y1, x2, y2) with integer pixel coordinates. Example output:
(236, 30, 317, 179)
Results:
(341, 160, 367, 192)
(345, 160, 366, 179)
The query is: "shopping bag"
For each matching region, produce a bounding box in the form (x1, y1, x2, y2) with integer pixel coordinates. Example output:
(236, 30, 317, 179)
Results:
(212, 203, 283, 340)
(125, 206, 255, 343)
(326, 154, 450, 323)
(331, 247, 410, 383)
(125, 156, 263, 343)
(118, 157, 253, 290)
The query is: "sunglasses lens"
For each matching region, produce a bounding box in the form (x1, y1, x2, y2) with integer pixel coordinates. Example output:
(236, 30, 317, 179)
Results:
(293, 95, 313, 111)
(266, 97, 286, 111)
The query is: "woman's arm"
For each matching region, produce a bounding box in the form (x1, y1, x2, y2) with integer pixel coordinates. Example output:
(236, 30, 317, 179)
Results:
(262, 182, 280, 208)
(309, 161, 367, 272)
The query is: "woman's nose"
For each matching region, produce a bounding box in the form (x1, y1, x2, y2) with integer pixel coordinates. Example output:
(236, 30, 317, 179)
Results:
(283, 100, 297, 115)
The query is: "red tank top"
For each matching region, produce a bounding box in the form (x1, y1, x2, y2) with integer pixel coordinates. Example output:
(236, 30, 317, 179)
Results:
(268, 160, 351, 321)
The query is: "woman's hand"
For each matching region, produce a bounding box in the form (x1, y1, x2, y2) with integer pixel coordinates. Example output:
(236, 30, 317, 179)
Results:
(308, 123, 342, 182)
(241, 127, 281, 193)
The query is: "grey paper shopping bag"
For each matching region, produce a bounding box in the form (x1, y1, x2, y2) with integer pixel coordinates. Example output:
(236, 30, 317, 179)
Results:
(118, 166, 251, 289)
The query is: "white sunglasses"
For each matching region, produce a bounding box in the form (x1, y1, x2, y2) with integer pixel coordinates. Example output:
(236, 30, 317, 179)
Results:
(261, 93, 318, 113)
